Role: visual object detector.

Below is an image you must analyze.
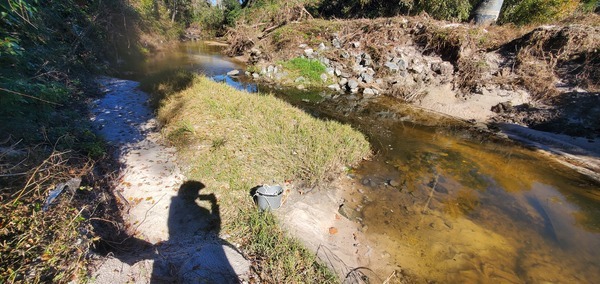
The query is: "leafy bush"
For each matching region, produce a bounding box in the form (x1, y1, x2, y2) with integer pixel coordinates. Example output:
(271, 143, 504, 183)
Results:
(417, 0, 478, 21)
(499, 0, 580, 25)
(311, 0, 479, 21)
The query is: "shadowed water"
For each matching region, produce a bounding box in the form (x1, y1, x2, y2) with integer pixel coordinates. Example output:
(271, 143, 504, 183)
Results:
(139, 41, 600, 283)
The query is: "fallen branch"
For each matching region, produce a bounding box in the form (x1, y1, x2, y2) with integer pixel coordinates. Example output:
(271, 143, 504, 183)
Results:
(422, 174, 439, 213)
(259, 23, 286, 39)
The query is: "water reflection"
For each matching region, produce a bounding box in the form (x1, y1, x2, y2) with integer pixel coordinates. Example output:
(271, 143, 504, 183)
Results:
(212, 74, 257, 92)
(140, 41, 243, 77)
(350, 121, 600, 282)
(141, 41, 600, 283)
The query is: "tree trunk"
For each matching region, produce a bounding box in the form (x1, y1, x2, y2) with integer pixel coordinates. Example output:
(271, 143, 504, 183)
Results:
(171, 0, 178, 23)
(474, 0, 504, 25)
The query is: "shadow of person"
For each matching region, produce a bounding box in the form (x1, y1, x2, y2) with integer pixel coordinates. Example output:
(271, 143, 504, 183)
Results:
(151, 180, 246, 283)
(166, 181, 219, 237)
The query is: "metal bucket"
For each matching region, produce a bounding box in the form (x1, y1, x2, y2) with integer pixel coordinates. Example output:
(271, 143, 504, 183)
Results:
(255, 185, 283, 211)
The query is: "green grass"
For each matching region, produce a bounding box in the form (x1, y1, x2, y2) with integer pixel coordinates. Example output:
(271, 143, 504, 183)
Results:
(230, 209, 337, 283)
(282, 57, 328, 85)
(158, 75, 369, 190)
(155, 75, 370, 281)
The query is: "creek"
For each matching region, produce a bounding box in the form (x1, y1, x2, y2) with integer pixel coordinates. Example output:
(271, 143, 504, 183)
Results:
(134, 41, 600, 283)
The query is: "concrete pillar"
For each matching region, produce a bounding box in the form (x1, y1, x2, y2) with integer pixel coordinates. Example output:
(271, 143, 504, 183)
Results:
(474, 0, 504, 25)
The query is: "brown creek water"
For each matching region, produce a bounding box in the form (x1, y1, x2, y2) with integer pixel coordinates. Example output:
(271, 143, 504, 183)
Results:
(136, 41, 600, 283)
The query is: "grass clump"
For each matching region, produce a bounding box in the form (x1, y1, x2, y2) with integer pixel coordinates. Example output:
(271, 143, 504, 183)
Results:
(231, 209, 337, 283)
(282, 57, 328, 85)
(158, 75, 369, 189)
(155, 75, 370, 281)
(499, 0, 580, 25)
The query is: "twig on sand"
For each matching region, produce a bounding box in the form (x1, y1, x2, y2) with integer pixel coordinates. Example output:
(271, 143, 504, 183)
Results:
(422, 174, 439, 213)
(383, 270, 397, 284)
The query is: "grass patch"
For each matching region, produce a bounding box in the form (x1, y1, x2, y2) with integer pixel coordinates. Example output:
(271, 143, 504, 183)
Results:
(281, 57, 327, 85)
(231, 209, 337, 282)
(155, 75, 370, 281)
(158, 76, 369, 189)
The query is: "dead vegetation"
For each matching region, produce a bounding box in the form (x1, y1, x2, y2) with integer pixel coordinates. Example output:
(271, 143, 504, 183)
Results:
(503, 24, 600, 101)
(225, 25, 259, 56)
(226, 0, 314, 56)
(0, 140, 128, 283)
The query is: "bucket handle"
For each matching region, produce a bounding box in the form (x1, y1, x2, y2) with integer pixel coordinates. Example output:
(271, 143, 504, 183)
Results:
(255, 184, 283, 196)
(254, 184, 282, 210)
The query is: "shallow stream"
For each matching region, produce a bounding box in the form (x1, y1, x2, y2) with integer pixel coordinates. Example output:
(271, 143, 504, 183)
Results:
(136, 41, 600, 283)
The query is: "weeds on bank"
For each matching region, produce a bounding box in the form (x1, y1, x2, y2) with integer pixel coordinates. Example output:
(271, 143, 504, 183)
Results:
(229, 209, 337, 283)
(281, 57, 328, 86)
(0, 149, 94, 283)
(150, 74, 370, 281)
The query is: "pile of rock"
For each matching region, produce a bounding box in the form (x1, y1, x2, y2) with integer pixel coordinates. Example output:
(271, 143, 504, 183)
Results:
(247, 31, 458, 100)
(321, 37, 456, 100)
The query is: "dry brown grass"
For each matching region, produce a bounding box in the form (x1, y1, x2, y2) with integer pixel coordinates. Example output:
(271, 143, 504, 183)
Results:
(1, 149, 93, 283)
(505, 24, 600, 100)
(0, 137, 131, 283)
(225, 25, 260, 56)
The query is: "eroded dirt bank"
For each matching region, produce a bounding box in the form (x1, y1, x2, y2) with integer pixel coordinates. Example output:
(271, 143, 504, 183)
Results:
(224, 15, 600, 181)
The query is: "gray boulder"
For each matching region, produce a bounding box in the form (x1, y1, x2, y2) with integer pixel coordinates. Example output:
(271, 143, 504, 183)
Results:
(384, 62, 400, 72)
(320, 73, 328, 82)
(348, 79, 359, 90)
(361, 73, 374, 84)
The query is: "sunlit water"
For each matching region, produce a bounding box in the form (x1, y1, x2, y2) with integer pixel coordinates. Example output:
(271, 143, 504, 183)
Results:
(139, 41, 600, 283)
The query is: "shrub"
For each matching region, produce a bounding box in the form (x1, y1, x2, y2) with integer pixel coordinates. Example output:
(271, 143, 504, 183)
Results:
(499, 0, 580, 25)
(312, 0, 478, 21)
